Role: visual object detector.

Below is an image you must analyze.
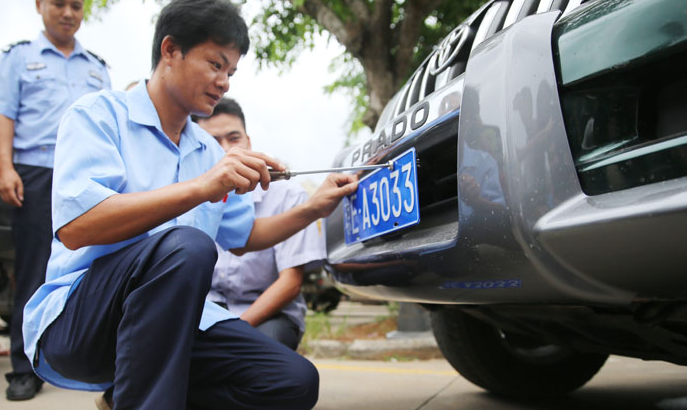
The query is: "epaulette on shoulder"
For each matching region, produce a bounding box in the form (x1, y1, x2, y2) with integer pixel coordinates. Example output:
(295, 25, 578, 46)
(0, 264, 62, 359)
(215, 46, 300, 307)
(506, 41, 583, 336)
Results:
(3, 40, 30, 53)
(87, 50, 108, 67)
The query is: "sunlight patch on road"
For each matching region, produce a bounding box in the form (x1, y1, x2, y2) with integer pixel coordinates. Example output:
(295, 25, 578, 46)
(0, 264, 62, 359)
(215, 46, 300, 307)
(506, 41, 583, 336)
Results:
(314, 362, 457, 376)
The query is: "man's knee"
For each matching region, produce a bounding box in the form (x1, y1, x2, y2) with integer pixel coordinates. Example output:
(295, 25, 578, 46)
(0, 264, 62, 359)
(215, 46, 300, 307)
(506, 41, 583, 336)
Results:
(256, 315, 300, 350)
(283, 355, 319, 409)
(135, 226, 218, 298)
(154, 226, 217, 274)
(158, 226, 216, 256)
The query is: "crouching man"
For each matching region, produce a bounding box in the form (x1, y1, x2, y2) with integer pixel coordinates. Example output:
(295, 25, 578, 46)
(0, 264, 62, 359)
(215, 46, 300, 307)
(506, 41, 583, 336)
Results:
(21, 0, 356, 409)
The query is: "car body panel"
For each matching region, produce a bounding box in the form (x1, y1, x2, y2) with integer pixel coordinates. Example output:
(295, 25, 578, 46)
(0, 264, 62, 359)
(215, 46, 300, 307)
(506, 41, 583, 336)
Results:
(327, 11, 602, 305)
(325, 0, 687, 307)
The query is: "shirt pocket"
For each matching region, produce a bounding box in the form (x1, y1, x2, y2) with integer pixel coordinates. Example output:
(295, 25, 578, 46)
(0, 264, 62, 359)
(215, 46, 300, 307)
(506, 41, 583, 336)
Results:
(20, 70, 61, 106)
(86, 73, 105, 91)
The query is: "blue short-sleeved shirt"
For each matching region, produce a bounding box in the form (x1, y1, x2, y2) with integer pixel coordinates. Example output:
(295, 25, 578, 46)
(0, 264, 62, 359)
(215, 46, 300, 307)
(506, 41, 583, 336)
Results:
(0, 32, 111, 168)
(22, 81, 255, 391)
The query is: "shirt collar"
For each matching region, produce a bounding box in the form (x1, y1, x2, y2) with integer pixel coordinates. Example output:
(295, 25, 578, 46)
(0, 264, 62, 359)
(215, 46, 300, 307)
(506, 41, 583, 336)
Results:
(126, 81, 203, 155)
(179, 119, 204, 158)
(127, 81, 161, 128)
(37, 31, 87, 58)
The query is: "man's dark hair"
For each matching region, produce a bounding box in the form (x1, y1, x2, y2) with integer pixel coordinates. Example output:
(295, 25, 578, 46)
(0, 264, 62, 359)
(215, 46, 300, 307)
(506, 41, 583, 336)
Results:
(192, 98, 247, 131)
(151, 0, 250, 70)
(211, 98, 246, 131)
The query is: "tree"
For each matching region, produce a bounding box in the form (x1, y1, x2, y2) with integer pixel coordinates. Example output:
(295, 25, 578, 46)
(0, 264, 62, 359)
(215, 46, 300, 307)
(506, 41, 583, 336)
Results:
(253, 0, 486, 132)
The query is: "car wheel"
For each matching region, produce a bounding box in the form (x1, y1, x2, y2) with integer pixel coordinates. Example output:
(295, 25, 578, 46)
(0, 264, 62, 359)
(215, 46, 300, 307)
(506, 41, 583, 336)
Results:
(430, 306, 608, 399)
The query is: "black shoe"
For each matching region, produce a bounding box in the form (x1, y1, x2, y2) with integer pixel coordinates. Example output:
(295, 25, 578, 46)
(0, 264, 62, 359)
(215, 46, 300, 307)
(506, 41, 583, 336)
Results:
(95, 386, 114, 410)
(5, 372, 43, 401)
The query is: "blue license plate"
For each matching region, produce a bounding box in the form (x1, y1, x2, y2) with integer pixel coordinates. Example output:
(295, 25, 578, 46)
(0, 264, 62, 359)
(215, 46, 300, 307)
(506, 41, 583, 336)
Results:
(343, 148, 420, 245)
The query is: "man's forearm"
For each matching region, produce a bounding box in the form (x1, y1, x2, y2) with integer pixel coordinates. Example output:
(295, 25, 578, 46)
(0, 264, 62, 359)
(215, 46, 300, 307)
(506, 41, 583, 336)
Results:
(58, 178, 207, 250)
(233, 202, 319, 255)
(0, 115, 15, 169)
(0, 114, 24, 206)
(240, 267, 303, 327)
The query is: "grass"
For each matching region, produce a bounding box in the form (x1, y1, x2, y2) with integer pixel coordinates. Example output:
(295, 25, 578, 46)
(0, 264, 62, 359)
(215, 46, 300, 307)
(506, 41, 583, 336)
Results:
(298, 302, 444, 360)
(299, 306, 398, 355)
(302, 311, 348, 345)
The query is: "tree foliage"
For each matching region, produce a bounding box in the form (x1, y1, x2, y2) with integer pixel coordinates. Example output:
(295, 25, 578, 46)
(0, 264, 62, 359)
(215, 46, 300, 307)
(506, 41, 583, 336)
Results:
(83, 0, 119, 20)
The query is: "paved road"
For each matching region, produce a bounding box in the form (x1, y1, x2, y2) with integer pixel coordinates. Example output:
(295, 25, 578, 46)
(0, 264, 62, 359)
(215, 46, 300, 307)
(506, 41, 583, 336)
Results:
(313, 356, 687, 410)
(2, 354, 687, 409)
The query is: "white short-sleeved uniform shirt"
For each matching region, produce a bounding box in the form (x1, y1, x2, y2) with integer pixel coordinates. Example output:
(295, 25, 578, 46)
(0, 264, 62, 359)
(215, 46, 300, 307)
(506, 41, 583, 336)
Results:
(208, 180, 326, 335)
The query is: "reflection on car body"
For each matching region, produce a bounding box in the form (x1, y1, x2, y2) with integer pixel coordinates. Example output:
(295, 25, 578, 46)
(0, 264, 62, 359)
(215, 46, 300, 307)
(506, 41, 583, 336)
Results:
(325, 0, 687, 400)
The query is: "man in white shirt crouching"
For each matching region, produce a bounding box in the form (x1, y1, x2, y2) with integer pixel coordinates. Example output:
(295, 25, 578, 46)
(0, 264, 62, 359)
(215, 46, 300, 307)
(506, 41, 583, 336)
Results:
(197, 98, 323, 349)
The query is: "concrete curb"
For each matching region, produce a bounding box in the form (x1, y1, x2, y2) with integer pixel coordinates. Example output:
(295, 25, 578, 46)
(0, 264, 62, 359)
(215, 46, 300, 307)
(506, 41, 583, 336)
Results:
(304, 333, 442, 360)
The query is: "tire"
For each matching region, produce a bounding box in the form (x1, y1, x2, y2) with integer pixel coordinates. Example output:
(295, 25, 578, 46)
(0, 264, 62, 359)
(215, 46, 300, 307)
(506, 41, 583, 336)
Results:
(430, 306, 608, 399)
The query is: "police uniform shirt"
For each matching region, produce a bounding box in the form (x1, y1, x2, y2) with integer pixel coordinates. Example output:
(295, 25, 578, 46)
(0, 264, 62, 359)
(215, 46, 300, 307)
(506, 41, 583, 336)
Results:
(208, 180, 327, 336)
(22, 81, 254, 391)
(0, 32, 111, 168)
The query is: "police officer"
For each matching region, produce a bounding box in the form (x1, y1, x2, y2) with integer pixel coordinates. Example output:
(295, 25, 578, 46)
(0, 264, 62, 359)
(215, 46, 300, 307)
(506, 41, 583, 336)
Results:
(0, 0, 110, 401)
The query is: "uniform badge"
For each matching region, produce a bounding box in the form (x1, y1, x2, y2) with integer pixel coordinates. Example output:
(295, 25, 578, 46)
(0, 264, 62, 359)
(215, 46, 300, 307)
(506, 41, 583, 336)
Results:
(26, 62, 47, 71)
(89, 70, 103, 82)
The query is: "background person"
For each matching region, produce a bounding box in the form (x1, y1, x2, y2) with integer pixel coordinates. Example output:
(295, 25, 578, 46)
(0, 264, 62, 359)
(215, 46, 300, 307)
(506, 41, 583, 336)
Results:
(197, 98, 324, 350)
(21, 0, 356, 408)
(0, 0, 110, 401)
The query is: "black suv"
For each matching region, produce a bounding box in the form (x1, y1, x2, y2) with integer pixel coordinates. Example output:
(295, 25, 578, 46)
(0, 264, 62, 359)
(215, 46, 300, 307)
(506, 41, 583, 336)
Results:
(325, 0, 687, 399)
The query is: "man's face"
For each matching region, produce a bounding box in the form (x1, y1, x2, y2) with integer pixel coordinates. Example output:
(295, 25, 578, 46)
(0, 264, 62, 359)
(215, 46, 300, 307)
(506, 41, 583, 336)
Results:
(198, 113, 251, 152)
(36, 0, 84, 46)
(166, 39, 240, 117)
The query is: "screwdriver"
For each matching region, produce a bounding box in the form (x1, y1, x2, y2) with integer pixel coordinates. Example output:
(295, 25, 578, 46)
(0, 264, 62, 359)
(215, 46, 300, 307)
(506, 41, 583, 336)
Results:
(269, 161, 394, 181)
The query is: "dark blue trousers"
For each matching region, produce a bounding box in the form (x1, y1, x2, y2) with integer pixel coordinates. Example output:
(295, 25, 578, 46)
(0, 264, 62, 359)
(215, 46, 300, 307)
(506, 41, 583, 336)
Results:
(10, 164, 52, 377)
(255, 313, 302, 351)
(40, 226, 319, 409)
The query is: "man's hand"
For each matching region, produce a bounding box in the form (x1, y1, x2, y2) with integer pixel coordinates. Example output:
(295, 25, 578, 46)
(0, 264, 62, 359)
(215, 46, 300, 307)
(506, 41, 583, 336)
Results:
(0, 165, 23, 207)
(307, 173, 358, 218)
(198, 147, 285, 201)
(231, 172, 357, 255)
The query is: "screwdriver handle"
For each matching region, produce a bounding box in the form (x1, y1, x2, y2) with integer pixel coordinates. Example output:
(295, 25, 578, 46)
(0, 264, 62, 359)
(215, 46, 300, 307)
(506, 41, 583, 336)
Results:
(269, 169, 291, 181)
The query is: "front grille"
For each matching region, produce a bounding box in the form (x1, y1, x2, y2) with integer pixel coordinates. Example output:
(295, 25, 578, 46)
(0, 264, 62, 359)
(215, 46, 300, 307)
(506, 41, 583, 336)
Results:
(417, 134, 458, 216)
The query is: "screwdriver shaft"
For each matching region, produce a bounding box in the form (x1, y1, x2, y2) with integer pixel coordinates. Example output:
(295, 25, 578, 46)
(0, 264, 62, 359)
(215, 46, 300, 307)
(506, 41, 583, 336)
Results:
(291, 161, 393, 176)
(269, 161, 393, 181)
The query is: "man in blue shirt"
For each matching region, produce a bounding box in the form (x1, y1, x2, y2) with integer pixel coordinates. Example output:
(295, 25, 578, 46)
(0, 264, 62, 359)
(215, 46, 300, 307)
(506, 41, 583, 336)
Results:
(0, 0, 110, 401)
(21, 0, 356, 409)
